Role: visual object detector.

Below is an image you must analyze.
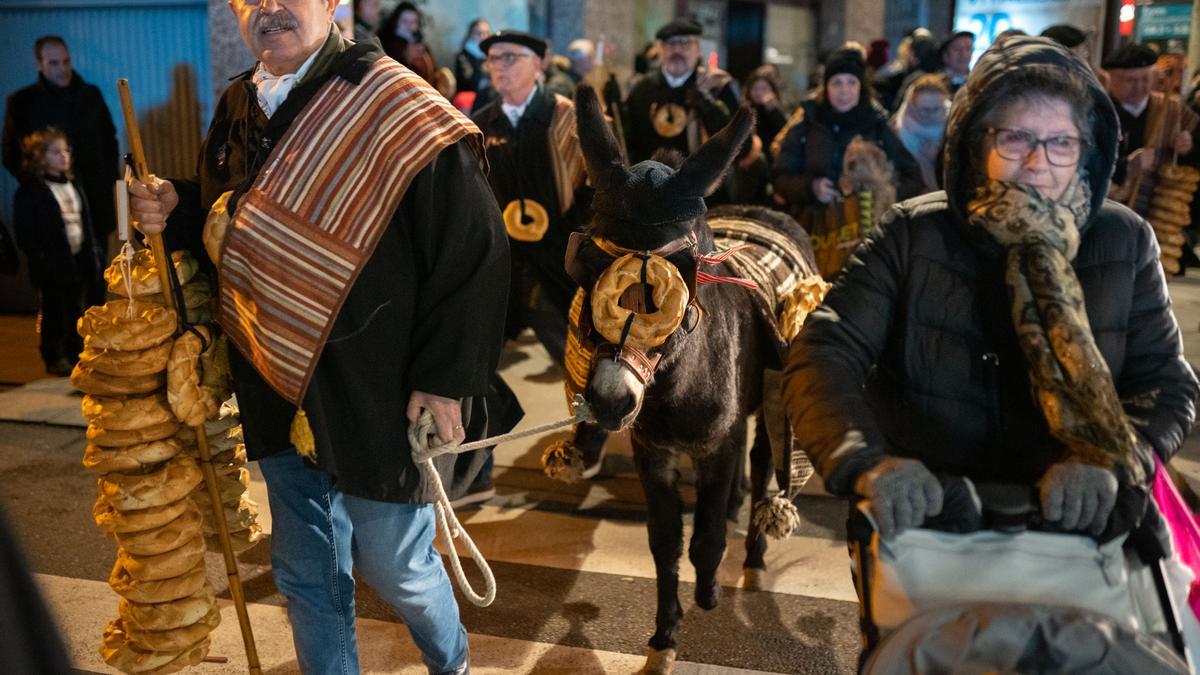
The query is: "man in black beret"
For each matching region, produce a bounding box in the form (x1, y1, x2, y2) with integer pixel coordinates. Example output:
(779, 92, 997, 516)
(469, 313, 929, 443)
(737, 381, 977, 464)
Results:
(939, 30, 974, 94)
(466, 31, 604, 494)
(623, 16, 741, 164)
(1104, 43, 1195, 200)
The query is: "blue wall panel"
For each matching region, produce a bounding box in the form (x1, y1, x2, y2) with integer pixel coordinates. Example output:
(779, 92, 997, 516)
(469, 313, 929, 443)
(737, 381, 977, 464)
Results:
(0, 0, 212, 231)
(0, 0, 211, 310)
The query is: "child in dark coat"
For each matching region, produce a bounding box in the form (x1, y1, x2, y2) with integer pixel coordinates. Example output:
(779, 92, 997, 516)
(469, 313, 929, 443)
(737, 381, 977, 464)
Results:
(12, 128, 103, 375)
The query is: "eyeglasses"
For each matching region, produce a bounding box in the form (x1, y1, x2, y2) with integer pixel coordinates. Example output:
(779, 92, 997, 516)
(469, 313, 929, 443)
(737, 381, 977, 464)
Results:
(988, 128, 1084, 167)
(663, 37, 699, 48)
(485, 52, 532, 67)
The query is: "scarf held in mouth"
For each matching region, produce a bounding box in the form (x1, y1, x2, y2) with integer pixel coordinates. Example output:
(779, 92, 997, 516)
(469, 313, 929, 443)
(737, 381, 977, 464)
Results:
(966, 177, 1145, 484)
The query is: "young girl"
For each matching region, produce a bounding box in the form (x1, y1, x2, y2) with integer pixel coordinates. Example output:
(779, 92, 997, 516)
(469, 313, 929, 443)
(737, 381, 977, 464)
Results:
(13, 128, 103, 376)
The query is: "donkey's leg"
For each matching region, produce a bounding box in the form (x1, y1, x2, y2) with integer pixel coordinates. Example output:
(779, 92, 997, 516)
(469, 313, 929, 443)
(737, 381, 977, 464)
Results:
(743, 414, 772, 590)
(690, 418, 745, 610)
(725, 421, 749, 522)
(632, 439, 685, 668)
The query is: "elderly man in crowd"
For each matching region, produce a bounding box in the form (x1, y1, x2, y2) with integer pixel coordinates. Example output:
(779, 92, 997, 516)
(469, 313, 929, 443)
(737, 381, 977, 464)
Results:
(623, 17, 740, 163)
(1105, 43, 1195, 206)
(128, 0, 512, 671)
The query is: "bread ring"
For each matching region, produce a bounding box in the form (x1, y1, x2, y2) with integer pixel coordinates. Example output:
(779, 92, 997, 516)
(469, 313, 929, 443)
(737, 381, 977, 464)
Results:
(88, 420, 181, 448)
(1158, 164, 1200, 183)
(1162, 255, 1182, 275)
(201, 332, 232, 405)
(1156, 230, 1187, 248)
(114, 501, 203, 556)
(71, 364, 165, 396)
(109, 558, 207, 604)
(141, 635, 210, 675)
(167, 326, 220, 427)
(191, 467, 250, 507)
(84, 439, 181, 474)
(100, 618, 180, 673)
(82, 393, 174, 431)
(99, 455, 203, 511)
(200, 493, 259, 535)
(1149, 208, 1190, 227)
(105, 248, 198, 298)
(206, 521, 264, 553)
(652, 102, 689, 138)
(94, 495, 190, 534)
(1150, 198, 1190, 218)
(142, 275, 211, 310)
(1161, 243, 1184, 259)
(116, 533, 205, 581)
(204, 191, 234, 266)
(1154, 187, 1195, 204)
(503, 199, 550, 242)
(591, 253, 689, 348)
(78, 299, 177, 351)
(79, 339, 173, 377)
(126, 605, 219, 653)
(121, 584, 215, 632)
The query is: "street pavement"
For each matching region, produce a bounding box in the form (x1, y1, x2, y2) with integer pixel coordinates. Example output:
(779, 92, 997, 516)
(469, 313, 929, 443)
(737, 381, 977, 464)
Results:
(1, 272, 1199, 674)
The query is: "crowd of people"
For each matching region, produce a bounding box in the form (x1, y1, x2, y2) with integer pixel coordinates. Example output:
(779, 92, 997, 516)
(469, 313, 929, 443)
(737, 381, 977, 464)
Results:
(4, 2, 1200, 671)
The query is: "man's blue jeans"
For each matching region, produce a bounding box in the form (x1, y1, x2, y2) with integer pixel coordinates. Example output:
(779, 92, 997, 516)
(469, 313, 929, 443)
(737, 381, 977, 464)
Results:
(258, 448, 469, 675)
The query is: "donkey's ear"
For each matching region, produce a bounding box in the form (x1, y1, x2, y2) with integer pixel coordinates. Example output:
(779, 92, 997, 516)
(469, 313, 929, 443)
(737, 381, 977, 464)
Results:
(672, 104, 756, 198)
(575, 84, 627, 191)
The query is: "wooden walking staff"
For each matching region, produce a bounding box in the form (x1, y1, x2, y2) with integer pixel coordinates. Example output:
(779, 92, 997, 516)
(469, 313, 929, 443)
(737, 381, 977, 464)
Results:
(117, 78, 264, 675)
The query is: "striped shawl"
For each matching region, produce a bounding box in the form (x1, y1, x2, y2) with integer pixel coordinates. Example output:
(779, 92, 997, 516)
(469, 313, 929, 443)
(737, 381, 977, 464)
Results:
(218, 58, 483, 405)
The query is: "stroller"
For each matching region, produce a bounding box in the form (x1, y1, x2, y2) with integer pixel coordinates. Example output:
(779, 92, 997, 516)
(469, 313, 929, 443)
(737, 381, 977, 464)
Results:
(848, 478, 1197, 674)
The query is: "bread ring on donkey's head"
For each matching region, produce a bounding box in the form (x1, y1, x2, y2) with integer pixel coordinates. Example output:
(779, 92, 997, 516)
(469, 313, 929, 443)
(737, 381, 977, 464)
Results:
(591, 253, 688, 348)
(168, 325, 220, 427)
(78, 299, 177, 351)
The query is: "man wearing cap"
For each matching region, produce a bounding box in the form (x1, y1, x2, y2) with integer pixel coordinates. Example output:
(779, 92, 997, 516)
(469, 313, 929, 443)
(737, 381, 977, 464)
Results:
(623, 17, 741, 164)
(1105, 43, 1195, 201)
(464, 31, 605, 493)
(126, 0, 511, 670)
(938, 31, 974, 94)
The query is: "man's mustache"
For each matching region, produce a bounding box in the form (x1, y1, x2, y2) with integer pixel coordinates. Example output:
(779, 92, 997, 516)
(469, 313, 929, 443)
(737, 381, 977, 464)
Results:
(258, 11, 299, 32)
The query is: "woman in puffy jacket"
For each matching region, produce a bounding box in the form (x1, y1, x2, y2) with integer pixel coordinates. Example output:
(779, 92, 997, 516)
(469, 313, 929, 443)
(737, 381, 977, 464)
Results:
(784, 35, 1197, 544)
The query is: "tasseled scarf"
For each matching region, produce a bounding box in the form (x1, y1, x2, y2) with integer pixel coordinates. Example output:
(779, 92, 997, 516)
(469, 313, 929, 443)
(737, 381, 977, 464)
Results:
(967, 176, 1146, 484)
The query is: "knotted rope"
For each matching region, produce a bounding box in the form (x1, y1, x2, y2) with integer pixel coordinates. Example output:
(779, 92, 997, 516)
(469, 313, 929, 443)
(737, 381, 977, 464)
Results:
(406, 396, 596, 607)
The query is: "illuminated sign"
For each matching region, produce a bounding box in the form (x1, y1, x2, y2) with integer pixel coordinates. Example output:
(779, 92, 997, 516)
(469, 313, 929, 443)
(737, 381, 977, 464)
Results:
(954, 0, 1107, 62)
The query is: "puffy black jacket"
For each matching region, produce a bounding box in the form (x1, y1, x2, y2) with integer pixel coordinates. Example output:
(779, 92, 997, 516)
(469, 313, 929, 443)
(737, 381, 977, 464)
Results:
(784, 36, 1199, 497)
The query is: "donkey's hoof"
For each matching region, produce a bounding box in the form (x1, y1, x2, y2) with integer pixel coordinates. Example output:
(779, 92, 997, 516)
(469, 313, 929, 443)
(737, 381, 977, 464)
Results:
(743, 567, 765, 591)
(642, 647, 677, 674)
(695, 579, 721, 610)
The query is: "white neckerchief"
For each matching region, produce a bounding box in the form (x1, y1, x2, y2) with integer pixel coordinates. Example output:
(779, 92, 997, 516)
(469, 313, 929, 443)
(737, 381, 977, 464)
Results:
(251, 46, 322, 118)
(662, 67, 694, 89)
(501, 85, 538, 128)
(1122, 96, 1150, 118)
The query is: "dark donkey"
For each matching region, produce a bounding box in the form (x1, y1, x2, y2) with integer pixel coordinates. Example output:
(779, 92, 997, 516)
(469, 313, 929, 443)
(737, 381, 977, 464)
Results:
(562, 85, 824, 673)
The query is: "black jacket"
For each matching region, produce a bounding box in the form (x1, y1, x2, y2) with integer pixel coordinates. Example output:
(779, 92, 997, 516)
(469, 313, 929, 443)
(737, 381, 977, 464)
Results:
(3, 74, 119, 237)
(772, 99, 923, 207)
(784, 36, 1198, 497)
(12, 178, 101, 288)
(166, 33, 516, 503)
(472, 87, 591, 314)
(624, 68, 740, 163)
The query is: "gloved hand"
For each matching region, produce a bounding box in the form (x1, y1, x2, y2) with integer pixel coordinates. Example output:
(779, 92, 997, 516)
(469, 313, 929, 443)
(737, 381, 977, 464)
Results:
(1037, 461, 1118, 536)
(854, 457, 944, 539)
